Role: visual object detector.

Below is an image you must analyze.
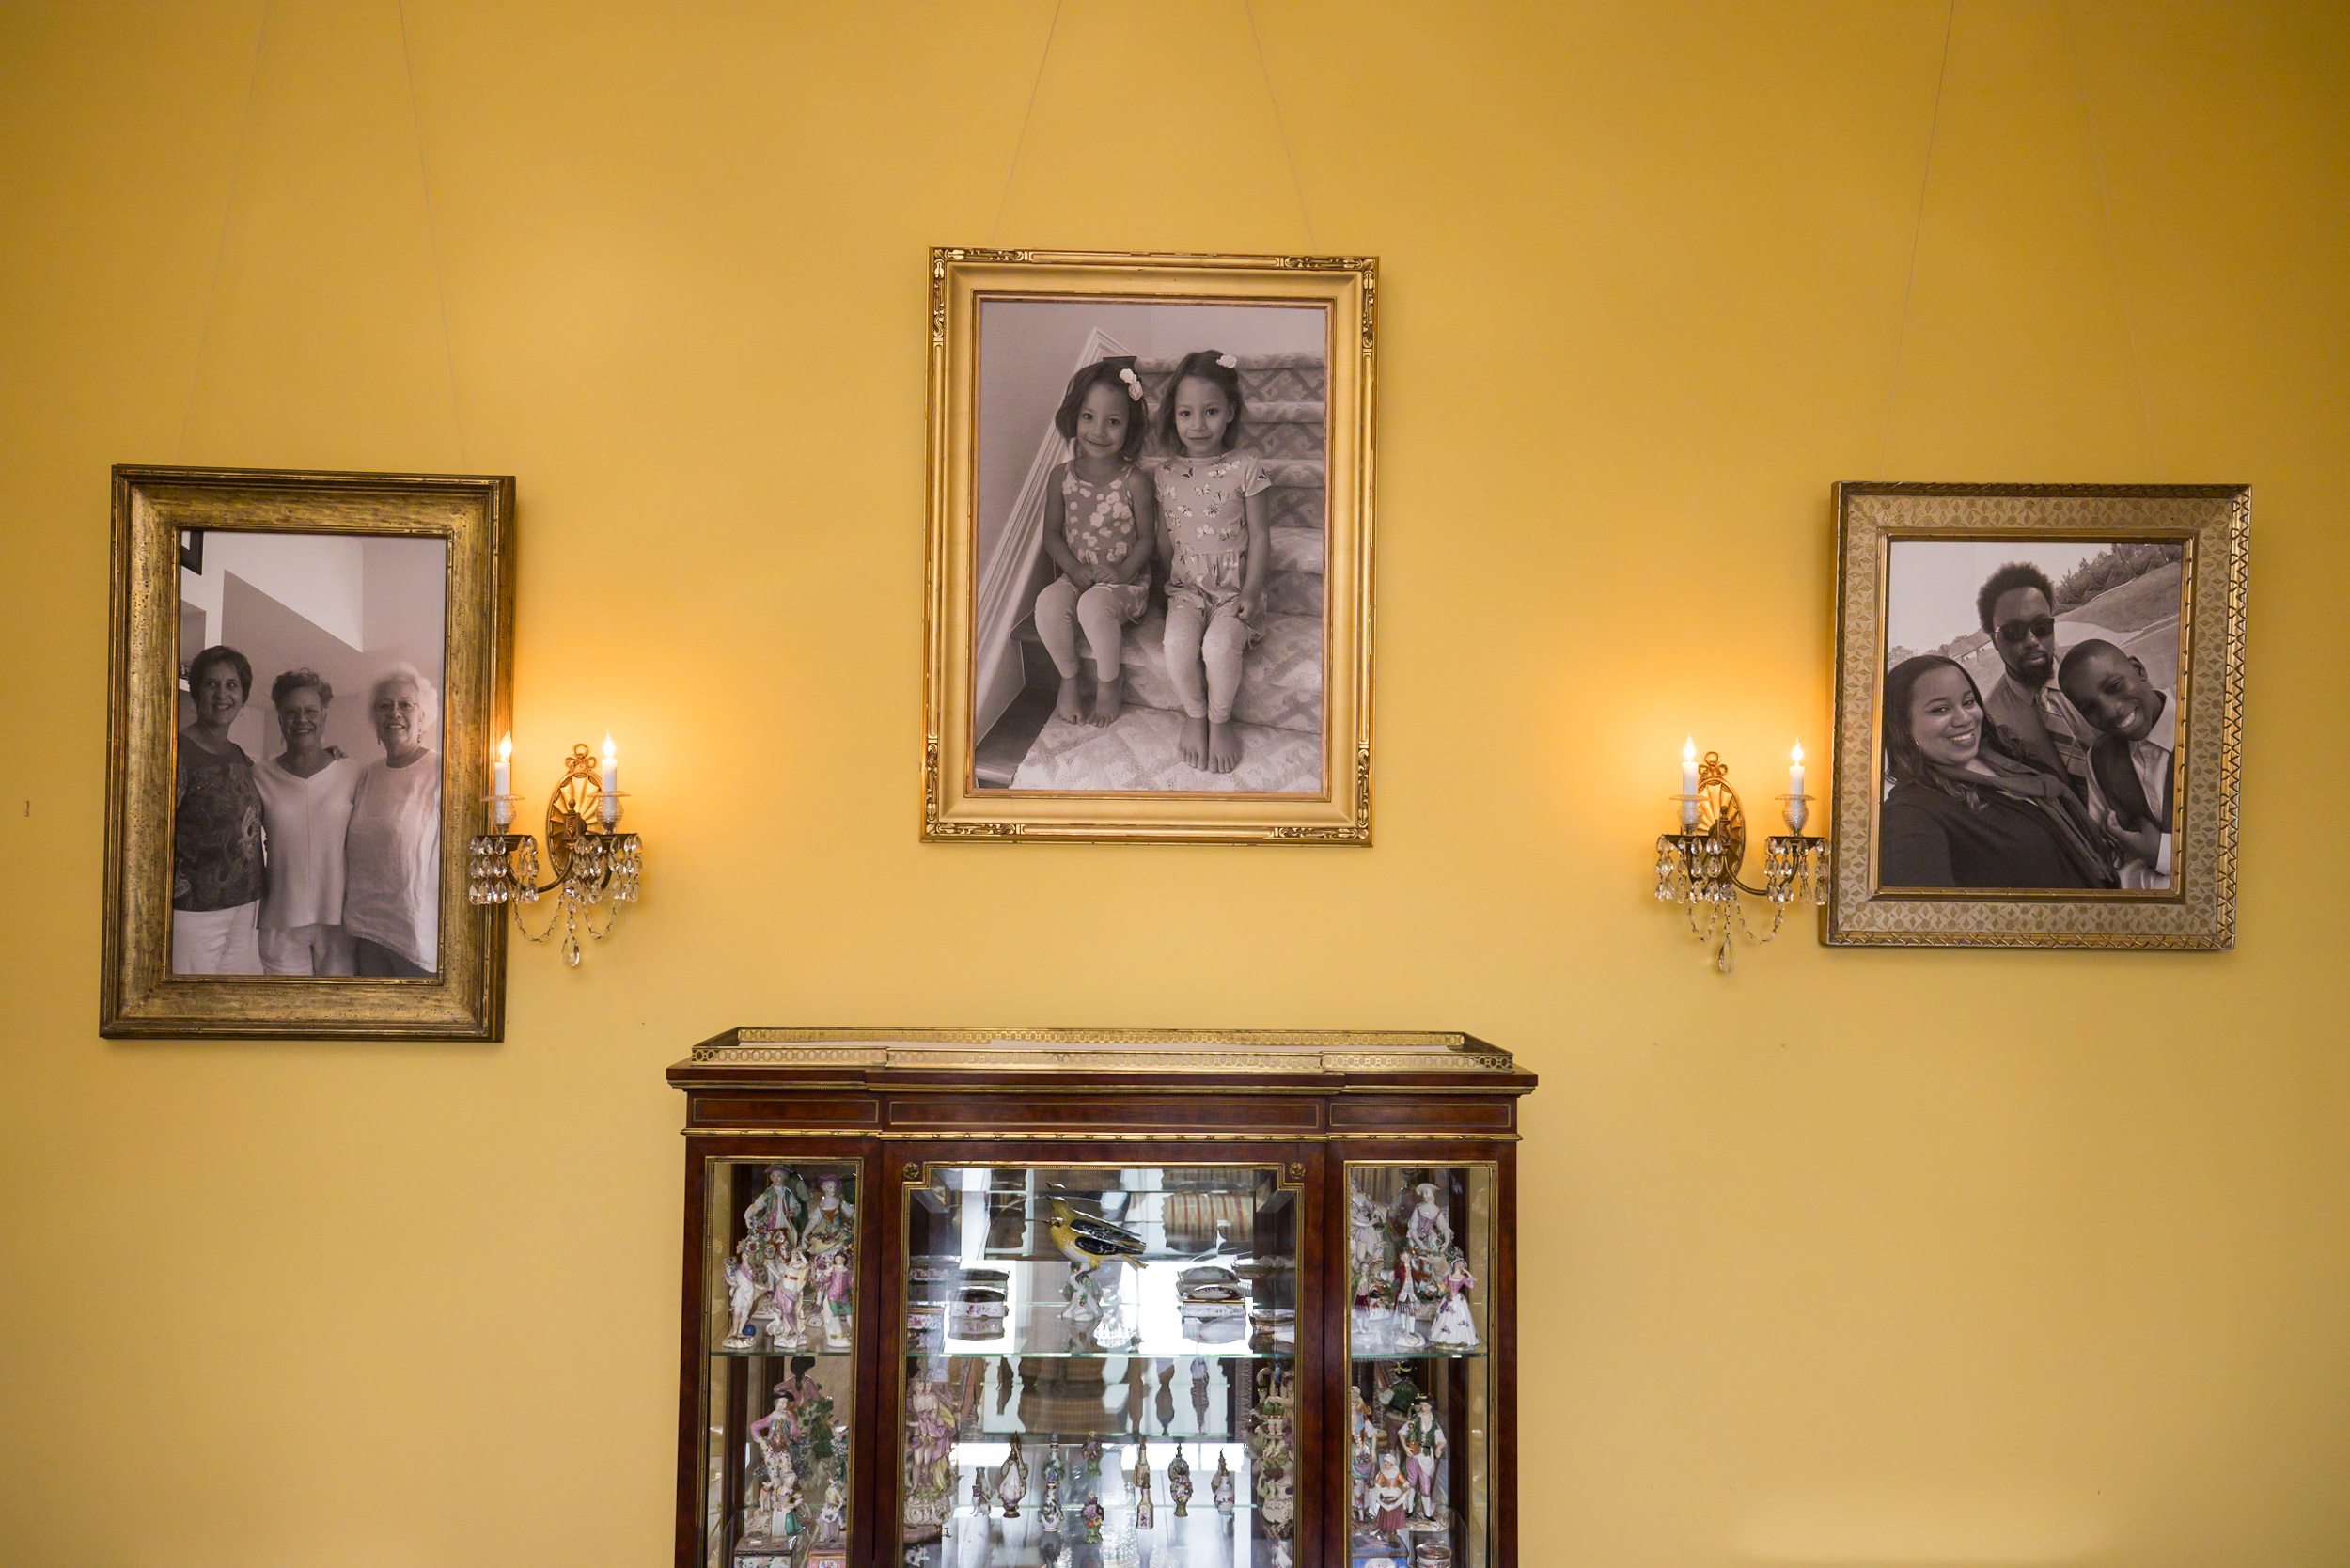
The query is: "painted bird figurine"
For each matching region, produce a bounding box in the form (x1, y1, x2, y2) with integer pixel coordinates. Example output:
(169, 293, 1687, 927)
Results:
(1047, 1198, 1146, 1269)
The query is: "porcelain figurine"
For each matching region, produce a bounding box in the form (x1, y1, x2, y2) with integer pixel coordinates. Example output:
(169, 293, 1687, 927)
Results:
(972, 1466, 989, 1512)
(902, 1372, 959, 1539)
(1133, 1437, 1153, 1529)
(1368, 1450, 1411, 1544)
(745, 1165, 807, 1250)
(1211, 1451, 1235, 1516)
(822, 1247, 854, 1350)
(1080, 1492, 1105, 1544)
(1167, 1445, 1193, 1518)
(770, 1247, 813, 1349)
(1399, 1183, 1454, 1319)
(1429, 1254, 1478, 1350)
(801, 1173, 854, 1259)
(1246, 1365, 1294, 1505)
(1189, 1357, 1212, 1433)
(998, 1441, 1028, 1518)
(1348, 1181, 1393, 1308)
(1039, 1443, 1065, 1529)
(1049, 1199, 1142, 1325)
(748, 1421, 800, 1545)
(813, 1477, 847, 1545)
(1080, 1435, 1104, 1479)
(1261, 1471, 1296, 1539)
(722, 1253, 763, 1350)
(1155, 1362, 1177, 1434)
(1399, 1398, 1448, 1520)
(1349, 1386, 1379, 1522)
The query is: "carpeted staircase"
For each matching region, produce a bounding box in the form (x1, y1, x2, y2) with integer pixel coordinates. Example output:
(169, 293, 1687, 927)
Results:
(1000, 352, 1327, 793)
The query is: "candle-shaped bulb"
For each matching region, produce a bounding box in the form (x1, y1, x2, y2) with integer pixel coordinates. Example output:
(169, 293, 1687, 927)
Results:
(1787, 740, 1808, 832)
(598, 733, 619, 825)
(602, 733, 615, 766)
(490, 731, 513, 825)
(1679, 735, 1700, 828)
(1684, 736, 1697, 766)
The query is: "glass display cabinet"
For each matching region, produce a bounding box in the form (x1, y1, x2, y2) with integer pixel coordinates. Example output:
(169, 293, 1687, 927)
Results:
(671, 1028, 1537, 1568)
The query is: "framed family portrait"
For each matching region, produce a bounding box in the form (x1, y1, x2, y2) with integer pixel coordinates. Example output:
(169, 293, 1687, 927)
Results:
(922, 247, 1374, 842)
(1825, 481, 2248, 949)
(102, 465, 516, 1038)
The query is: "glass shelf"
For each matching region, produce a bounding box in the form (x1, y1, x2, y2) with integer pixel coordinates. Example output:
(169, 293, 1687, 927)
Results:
(1348, 1348, 1489, 1362)
(710, 1343, 855, 1360)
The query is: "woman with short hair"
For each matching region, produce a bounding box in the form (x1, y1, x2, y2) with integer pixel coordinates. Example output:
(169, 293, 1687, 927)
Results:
(1878, 654, 2117, 890)
(342, 665, 443, 977)
(171, 644, 265, 974)
(253, 668, 363, 975)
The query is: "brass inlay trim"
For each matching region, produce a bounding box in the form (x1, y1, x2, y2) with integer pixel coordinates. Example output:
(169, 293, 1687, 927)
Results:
(689, 1027, 1515, 1075)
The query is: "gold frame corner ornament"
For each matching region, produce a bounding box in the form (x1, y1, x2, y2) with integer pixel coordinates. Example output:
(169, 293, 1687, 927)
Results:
(100, 464, 517, 1038)
(921, 247, 1376, 846)
(1822, 480, 2248, 950)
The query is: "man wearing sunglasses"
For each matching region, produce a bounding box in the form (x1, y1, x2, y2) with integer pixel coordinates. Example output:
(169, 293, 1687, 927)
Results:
(1974, 561, 2095, 804)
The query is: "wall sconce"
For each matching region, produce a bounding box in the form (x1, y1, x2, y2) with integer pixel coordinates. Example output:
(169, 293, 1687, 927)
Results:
(469, 735, 641, 964)
(1654, 738, 1827, 972)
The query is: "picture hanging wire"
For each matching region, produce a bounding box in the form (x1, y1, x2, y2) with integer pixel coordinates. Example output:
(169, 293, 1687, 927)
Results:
(177, 0, 274, 463)
(989, 0, 1320, 249)
(172, 0, 472, 468)
(1876, 0, 2161, 474)
(396, 0, 470, 467)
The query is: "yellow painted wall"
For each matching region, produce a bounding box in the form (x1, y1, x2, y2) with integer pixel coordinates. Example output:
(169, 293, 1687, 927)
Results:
(3, 2, 2344, 1562)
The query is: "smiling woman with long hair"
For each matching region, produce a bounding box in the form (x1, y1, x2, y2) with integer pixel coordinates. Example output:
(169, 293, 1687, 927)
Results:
(342, 665, 442, 977)
(1879, 654, 2117, 890)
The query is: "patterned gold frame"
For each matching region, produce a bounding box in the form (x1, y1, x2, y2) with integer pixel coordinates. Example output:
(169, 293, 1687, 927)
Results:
(1825, 481, 2248, 949)
(922, 248, 1374, 843)
(101, 465, 517, 1037)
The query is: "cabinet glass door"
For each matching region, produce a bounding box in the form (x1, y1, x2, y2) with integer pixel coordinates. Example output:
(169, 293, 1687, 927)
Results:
(900, 1162, 1302, 1567)
(700, 1160, 863, 1568)
(1344, 1163, 1496, 1568)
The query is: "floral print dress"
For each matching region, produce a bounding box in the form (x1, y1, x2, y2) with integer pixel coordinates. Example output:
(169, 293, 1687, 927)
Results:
(1058, 463, 1150, 620)
(1155, 450, 1270, 641)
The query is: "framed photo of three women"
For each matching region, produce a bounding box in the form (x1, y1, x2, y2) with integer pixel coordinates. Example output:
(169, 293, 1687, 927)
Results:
(1825, 480, 2248, 949)
(923, 248, 1374, 842)
(102, 466, 514, 1038)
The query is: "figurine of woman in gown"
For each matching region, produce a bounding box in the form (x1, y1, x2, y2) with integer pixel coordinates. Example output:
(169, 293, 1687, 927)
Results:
(1368, 1450, 1411, 1544)
(1212, 1451, 1235, 1514)
(1430, 1256, 1478, 1349)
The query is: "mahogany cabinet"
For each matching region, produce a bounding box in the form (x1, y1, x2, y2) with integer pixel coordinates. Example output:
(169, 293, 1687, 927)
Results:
(670, 1028, 1537, 1568)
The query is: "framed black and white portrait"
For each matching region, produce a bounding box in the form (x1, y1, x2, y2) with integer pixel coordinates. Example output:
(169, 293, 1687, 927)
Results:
(103, 465, 515, 1037)
(923, 248, 1373, 844)
(1825, 481, 2248, 949)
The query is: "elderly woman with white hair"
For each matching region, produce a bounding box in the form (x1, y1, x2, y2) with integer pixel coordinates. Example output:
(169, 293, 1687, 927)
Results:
(342, 664, 443, 977)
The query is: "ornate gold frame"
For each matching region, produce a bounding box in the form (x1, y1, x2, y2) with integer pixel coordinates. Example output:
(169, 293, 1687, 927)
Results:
(1824, 481, 2248, 949)
(922, 248, 1375, 843)
(101, 465, 516, 1037)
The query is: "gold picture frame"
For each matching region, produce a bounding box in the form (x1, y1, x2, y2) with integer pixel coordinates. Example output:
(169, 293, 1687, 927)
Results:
(1825, 481, 2248, 949)
(922, 247, 1374, 843)
(102, 465, 516, 1037)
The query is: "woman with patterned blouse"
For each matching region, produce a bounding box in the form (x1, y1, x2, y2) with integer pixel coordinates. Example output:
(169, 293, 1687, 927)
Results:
(171, 644, 266, 974)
